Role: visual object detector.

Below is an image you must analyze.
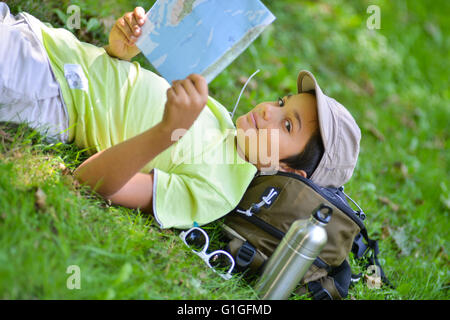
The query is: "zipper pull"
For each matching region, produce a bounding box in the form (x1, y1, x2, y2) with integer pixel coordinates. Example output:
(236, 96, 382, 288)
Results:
(262, 188, 278, 205)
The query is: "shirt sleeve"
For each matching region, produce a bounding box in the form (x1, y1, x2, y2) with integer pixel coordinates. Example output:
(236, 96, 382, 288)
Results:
(152, 168, 235, 229)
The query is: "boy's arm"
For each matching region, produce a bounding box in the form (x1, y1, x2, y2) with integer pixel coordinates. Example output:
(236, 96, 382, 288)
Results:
(73, 122, 172, 198)
(106, 172, 154, 213)
(104, 7, 146, 61)
(73, 74, 208, 199)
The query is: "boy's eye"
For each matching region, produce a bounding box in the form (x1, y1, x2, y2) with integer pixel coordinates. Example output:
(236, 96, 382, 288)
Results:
(278, 97, 285, 107)
(284, 119, 292, 132)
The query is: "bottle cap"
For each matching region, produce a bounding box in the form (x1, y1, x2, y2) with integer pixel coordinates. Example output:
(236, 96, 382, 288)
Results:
(313, 204, 333, 224)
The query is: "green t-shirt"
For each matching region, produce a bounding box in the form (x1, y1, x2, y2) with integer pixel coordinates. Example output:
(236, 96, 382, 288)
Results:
(29, 16, 256, 229)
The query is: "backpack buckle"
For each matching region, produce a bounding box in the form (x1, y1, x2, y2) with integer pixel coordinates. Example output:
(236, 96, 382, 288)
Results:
(308, 281, 333, 300)
(313, 287, 332, 300)
(352, 233, 370, 259)
(235, 241, 256, 271)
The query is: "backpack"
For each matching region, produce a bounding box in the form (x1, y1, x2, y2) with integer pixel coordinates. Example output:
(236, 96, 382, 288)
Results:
(222, 171, 392, 300)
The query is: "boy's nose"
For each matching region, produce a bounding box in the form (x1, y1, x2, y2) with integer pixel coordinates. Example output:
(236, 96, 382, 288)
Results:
(262, 103, 276, 121)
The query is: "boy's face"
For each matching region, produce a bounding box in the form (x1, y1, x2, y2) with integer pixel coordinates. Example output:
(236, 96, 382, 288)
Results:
(235, 93, 319, 174)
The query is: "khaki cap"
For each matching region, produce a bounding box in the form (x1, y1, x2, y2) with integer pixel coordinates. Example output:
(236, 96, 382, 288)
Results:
(297, 70, 361, 188)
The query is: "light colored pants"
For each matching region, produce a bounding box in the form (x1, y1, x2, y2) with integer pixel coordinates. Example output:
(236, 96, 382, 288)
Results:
(0, 3, 69, 143)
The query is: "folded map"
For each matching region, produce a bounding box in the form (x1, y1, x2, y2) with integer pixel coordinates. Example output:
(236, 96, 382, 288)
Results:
(136, 0, 275, 83)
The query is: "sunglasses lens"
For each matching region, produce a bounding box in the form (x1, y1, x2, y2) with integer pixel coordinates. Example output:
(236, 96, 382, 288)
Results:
(208, 252, 233, 272)
(184, 229, 207, 252)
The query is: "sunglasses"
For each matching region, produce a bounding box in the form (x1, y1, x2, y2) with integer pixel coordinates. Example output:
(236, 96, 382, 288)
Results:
(179, 227, 235, 280)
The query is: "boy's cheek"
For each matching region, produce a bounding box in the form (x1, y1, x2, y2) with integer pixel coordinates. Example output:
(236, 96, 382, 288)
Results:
(236, 115, 250, 130)
(258, 129, 280, 166)
(236, 128, 280, 168)
(236, 129, 257, 164)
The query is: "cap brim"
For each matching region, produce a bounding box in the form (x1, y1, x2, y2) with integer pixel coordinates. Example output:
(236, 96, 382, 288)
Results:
(297, 70, 330, 149)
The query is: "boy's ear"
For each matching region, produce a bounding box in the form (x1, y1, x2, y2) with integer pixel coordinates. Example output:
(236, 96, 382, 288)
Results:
(278, 163, 307, 178)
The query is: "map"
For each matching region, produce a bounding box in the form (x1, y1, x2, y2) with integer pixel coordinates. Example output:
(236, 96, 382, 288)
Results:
(136, 0, 275, 83)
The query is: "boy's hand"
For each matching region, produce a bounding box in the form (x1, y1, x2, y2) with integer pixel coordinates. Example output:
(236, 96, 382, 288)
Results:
(162, 74, 209, 135)
(105, 7, 146, 61)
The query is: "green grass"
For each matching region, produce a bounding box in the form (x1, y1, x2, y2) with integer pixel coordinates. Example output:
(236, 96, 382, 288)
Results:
(2, 0, 449, 299)
(0, 124, 256, 299)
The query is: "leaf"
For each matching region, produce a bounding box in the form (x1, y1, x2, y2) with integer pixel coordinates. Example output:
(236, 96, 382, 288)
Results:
(393, 161, 409, 178)
(439, 182, 450, 210)
(86, 18, 101, 33)
(366, 124, 385, 141)
(114, 263, 132, 285)
(35, 188, 47, 210)
(378, 196, 399, 212)
(440, 194, 450, 210)
(58, 162, 71, 176)
(389, 226, 415, 256)
(381, 219, 391, 239)
(0, 128, 13, 142)
(424, 22, 442, 45)
(52, 8, 67, 25)
(104, 288, 116, 300)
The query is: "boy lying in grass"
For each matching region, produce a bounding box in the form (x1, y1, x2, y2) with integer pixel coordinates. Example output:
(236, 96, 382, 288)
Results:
(0, 4, 361, 229)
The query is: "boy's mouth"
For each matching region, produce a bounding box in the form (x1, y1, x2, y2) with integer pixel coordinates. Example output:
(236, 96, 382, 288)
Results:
(248, 112, 258, 129)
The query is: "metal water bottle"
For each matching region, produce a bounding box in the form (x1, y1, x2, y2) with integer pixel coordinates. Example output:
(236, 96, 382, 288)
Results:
(255, 204, 332, 300)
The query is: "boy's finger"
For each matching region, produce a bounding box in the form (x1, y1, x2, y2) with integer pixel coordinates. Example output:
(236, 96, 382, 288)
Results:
(134, 7, 146, 25)
(130, 14, 142, 38)
(188, 74, 208, 98)
(166, 87, 176, 100)
(117, 17, 133, 42)
(171, 81, 186, 98)
(113, 22, 131, 45)
(180, 78, 198, 100)
(123, 12, 139, 41)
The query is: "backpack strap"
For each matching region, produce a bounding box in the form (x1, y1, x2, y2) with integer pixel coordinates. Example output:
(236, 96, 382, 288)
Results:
(338, 187, 394, 289)
(357, 228, 395, 289)
(235, 241, 256, 271)
(307, 259, 352, 300)
(307, 281, 333, 300)
(225, 238, 266, 274)
(352, 232, 370, 258)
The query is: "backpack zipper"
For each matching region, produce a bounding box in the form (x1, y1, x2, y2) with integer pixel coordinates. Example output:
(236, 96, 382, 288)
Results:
(263, 171, 366, 231)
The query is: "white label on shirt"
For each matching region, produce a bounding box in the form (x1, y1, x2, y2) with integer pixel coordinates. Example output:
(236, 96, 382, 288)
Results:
(64, 64, 88, 91)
